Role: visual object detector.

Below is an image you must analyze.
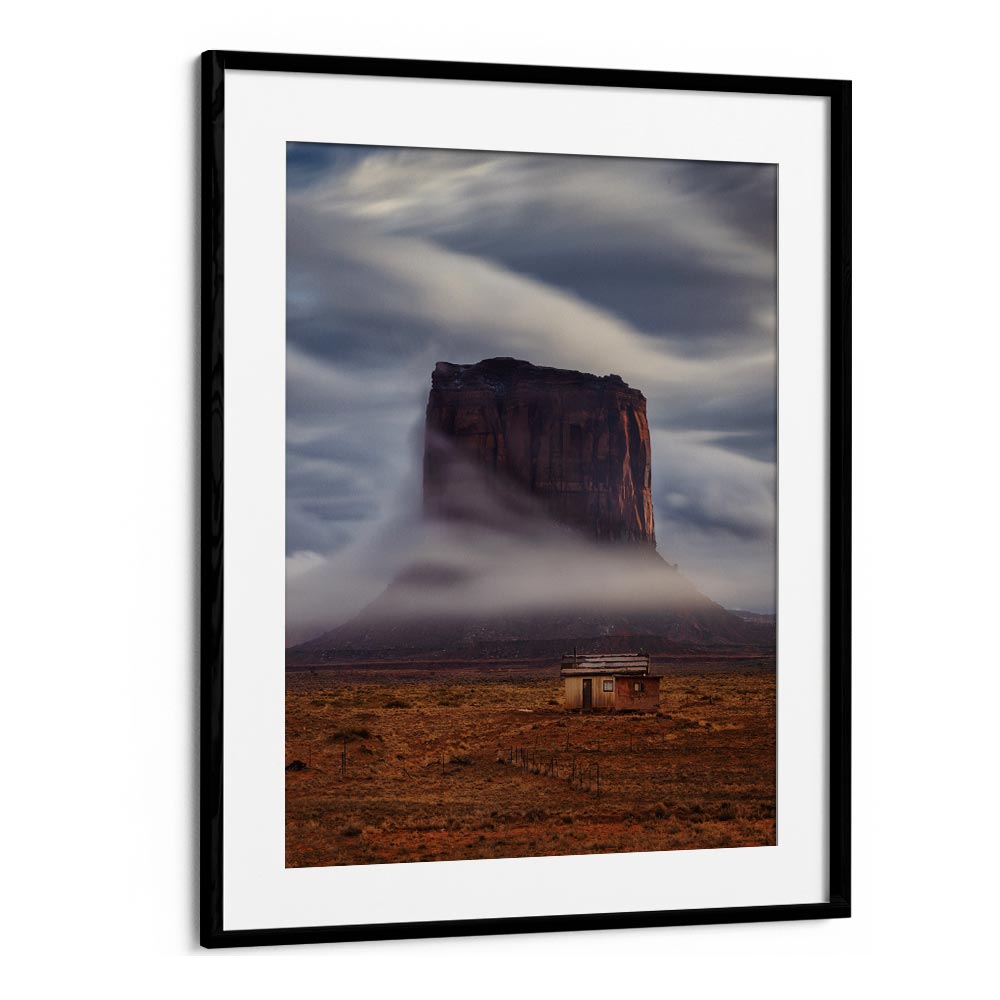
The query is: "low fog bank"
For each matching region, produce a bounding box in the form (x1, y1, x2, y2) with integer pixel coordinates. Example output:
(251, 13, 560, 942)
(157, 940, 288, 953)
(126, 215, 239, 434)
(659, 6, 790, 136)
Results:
(285, 449, 770, 646)
(287, 519, 708, 646)
(285, 435, 776, 645)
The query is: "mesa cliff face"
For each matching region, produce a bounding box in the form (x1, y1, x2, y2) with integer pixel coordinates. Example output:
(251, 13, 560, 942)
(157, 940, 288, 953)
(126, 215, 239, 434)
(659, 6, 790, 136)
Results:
(424, 359, 656, 547)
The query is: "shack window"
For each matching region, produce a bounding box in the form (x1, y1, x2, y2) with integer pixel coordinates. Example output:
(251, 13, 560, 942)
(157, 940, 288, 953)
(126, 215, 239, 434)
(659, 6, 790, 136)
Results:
(633, 681, 644, 692)
(602, 679, 614, 692)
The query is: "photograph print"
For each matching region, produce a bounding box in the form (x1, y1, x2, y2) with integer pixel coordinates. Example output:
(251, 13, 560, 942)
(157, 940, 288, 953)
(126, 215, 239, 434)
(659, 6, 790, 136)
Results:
(284, 142, 778, 868)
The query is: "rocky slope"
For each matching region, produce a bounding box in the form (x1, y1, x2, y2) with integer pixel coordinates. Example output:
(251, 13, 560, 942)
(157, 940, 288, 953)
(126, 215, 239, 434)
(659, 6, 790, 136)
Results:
(291, 560, 775, 663)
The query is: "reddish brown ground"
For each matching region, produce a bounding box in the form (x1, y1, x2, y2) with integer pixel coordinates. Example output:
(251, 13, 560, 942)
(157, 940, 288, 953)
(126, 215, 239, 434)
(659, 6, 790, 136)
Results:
(285, 660, 775, 868)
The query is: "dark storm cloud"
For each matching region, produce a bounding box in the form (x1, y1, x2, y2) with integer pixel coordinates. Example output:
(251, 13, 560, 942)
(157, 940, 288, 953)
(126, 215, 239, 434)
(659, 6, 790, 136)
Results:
(646, 377, 777, 464)
(288, 148, 775, 354)
(418, 158, 777, 354)
(704, 430, 776, 465)
(287, 143, 390, 190)
(285, 143, 778, 631)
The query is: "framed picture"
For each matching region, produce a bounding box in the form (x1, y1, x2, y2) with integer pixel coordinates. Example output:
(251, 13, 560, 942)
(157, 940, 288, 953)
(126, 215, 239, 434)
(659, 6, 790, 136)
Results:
(201, 50, 850, 948)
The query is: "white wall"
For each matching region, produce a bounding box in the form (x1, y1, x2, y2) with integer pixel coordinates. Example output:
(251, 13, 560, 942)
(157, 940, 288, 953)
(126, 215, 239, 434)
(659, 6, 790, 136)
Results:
(3, 2, 997, 996)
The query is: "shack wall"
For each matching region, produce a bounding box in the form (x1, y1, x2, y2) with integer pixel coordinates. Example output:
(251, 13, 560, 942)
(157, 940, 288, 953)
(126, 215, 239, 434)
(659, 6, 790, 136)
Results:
(564, 676, 582, 709)
(563, 675, 616, 710)
(614, 675, 660, 711)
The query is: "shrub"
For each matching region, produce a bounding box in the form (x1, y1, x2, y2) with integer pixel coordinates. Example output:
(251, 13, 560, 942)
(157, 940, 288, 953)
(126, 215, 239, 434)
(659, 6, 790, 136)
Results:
(329, 726, 371, 743)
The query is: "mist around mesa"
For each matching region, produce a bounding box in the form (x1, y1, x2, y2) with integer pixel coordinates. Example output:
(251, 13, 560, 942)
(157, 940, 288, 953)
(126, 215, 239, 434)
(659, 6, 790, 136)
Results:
(286, 144, 777, 645)
(287, 435, 771, 646)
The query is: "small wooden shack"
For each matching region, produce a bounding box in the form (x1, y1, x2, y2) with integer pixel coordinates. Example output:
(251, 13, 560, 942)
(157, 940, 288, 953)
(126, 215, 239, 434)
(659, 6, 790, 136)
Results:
(560, 651, 660, 712)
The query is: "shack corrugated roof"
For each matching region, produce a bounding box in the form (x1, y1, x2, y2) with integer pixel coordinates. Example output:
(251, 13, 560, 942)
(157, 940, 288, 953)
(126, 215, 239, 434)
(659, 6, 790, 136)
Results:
(560, 652, 651, 676)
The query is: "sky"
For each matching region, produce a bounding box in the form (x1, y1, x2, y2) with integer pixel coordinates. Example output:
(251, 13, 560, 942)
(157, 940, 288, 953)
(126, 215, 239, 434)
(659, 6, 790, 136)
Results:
(286, 143, 777, 642)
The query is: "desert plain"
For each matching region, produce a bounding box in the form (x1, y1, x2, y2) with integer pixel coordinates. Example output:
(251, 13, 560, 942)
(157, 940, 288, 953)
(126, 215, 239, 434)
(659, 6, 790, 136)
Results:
(286, 658, 775, 868)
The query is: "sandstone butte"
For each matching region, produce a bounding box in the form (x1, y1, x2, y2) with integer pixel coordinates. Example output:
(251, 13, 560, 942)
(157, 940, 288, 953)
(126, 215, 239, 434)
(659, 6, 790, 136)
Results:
(290, 358, 775, 661)
(423, 358, 657, 548)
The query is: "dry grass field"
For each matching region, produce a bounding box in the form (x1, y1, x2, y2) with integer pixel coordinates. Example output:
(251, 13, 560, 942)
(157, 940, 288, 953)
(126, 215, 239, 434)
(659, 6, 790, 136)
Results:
(285, 660, 775, 868)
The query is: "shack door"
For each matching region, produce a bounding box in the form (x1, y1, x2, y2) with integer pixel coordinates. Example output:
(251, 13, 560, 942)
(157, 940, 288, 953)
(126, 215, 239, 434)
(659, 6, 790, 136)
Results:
(582, 678, 593, 709)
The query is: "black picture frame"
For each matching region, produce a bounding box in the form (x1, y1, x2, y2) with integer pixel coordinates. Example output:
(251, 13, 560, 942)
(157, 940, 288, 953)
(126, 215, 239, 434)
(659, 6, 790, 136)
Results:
(201, 49, 851, 948)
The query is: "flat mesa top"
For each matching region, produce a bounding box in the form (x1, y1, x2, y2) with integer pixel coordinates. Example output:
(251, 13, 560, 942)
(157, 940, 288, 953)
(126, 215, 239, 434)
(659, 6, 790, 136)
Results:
(431, 357, 636, 395)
